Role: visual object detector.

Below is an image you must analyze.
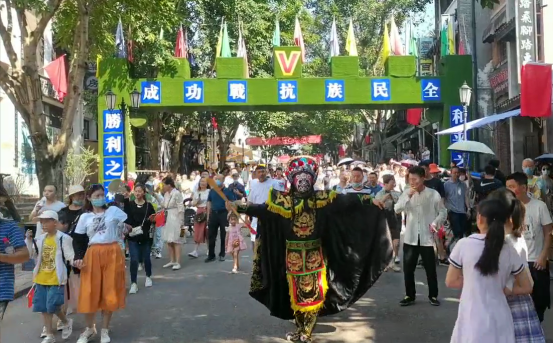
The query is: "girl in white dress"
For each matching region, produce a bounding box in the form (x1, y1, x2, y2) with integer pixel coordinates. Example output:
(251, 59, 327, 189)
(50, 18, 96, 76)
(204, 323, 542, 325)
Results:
(160, 177, 185, 270)
(446, 198, 533, 343)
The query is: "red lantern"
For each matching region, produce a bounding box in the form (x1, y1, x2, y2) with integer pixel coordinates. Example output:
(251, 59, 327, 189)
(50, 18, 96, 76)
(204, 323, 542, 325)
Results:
(365, 135, 372, 144)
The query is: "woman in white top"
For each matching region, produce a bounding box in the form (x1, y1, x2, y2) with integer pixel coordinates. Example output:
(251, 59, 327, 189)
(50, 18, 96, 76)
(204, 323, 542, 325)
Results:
(188, 177, 210, 258)
(488, 189, 545, 342)
(446, 198, 533, 343)
(75, 184, 128, 343)
(160, 177, 185, 270)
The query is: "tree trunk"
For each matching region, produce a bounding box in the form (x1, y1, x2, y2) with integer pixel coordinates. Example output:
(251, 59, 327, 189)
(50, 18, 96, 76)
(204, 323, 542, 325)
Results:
(217, 129, 227, 169)
(170, 117, 187, 174)
(148, 114, 161, 170)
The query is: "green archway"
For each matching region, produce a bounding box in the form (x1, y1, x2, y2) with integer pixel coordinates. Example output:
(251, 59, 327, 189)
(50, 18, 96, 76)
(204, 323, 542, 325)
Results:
(97, 47, 472, 186)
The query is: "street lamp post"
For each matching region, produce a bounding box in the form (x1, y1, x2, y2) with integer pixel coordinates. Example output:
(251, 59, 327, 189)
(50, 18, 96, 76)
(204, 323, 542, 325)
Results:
(105, 89, 141, 182)
(459, 81, 472, 166)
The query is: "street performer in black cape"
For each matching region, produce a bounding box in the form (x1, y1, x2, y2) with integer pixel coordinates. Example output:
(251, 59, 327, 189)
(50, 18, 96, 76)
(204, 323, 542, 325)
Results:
(226, 156, 392, 342)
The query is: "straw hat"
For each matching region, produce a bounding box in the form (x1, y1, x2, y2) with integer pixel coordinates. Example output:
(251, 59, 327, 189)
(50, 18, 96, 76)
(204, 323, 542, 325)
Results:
(67, 185, 85, 197)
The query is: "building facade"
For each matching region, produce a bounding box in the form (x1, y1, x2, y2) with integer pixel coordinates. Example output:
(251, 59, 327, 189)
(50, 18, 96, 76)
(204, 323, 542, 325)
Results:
(483, 0, 550, 172)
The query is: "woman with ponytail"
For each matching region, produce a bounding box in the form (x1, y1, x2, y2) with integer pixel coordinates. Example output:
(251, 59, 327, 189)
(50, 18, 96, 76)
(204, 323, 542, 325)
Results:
(488, 189, 545, 342)
(446, 198, 533, 343)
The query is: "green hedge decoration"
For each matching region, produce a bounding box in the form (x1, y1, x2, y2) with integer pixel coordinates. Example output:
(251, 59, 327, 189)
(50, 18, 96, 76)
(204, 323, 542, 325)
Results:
(386, 56, 417, 78)
(331, 57, 359, 78)
(216, 58, 246, 79)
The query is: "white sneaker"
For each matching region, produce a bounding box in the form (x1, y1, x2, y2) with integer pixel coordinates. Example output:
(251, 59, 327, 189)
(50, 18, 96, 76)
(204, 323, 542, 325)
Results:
(162, 262, 175, 268)
(100, 329, 111, 343)
(188, 250, 198, 258)
(231, 267, 238, 274)
(57, 319, 64, 331)
(138, 263, 143, 271)
(129, 283, 138, 294)
(41, 334, 56, 343)
(172, 263, 181, 270)
(145, 277, 153, 288)
(155, 252, 162, 259)
(61, 318, 73, 340)
(77, 327, 97, 343)
(40, 326, 48, 338)
(394, 256, 401, 264)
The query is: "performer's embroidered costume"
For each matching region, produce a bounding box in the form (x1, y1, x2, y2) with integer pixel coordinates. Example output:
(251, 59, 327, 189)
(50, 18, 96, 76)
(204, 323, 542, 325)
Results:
(236, 156, 392, 342)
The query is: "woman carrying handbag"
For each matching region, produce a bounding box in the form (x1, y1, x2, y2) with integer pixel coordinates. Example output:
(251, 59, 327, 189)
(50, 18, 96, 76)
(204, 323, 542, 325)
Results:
(124, 184, 156, 294)
(188, 177, 210, 258)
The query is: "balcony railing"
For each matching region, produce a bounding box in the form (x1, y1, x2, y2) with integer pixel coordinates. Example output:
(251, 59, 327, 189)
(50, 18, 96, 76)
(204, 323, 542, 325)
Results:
(39, 75, 61, 101)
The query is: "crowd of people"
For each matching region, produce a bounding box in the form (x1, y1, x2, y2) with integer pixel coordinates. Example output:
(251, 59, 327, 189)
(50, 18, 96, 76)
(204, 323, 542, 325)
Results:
(0, 154, 552, 343)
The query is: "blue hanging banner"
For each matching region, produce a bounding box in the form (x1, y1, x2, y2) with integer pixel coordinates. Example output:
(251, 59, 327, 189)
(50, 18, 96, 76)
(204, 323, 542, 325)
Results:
(449, 105, 469, 167)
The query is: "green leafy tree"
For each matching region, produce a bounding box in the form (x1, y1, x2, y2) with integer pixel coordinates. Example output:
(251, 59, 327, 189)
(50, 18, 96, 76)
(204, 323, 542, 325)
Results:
(0, 0, 181, 191)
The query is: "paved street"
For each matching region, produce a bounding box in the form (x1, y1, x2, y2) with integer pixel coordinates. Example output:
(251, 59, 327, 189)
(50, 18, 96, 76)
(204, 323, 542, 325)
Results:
(3, 240, 553, 343)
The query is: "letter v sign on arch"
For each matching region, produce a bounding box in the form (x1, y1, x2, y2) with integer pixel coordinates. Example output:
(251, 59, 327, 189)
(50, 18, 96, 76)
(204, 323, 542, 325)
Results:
(274, 48, 302, 78)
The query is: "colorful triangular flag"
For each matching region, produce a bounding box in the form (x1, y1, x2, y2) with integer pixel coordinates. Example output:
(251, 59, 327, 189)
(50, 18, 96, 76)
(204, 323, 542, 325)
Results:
(237, 23, 249, 77)
(175, 25, 187, 58)
(221, 22, 232, 58)
(43, 55, 68, 102)
(272, 19, 280, 47)
(115, 19, 126, 58)
(345, 18, 358, 56)
(215, 19, 224, 58)
(293, 17, 306, 62)
(329, 18, 340, 62)
(389, 15, 404, 55)
(380, 22, 391, 64)
(448, 16, 456, 55)
(408, 21, 418, 57)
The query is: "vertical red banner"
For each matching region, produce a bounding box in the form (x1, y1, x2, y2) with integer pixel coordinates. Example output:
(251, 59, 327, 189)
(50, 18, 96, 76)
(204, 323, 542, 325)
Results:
(521, 63, 553, 118)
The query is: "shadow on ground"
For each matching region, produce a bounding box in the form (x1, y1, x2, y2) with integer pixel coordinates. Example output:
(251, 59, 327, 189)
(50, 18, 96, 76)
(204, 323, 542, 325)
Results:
(3, 243, 552, 343)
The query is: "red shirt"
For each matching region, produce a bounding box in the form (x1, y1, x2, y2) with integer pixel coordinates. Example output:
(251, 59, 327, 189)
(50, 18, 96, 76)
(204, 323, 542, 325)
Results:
(127, 180, 135, 190)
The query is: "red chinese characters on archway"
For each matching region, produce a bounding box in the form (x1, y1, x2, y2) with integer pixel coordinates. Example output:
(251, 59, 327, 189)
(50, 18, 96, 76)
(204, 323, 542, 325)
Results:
(246, 135, 322, 146)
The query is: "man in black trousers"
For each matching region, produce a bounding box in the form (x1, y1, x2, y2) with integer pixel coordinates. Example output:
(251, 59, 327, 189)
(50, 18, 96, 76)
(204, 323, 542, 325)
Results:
(205, 174, 237, 262)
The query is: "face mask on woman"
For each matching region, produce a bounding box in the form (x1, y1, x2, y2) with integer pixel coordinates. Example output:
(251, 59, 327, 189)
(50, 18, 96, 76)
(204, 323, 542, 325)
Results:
(91, 198, 106, 208)
(460, 175, 466, 181)
(542, 168, 550, 176)
(523, 167, 534, 175)
(215, 180, 222, 187)
(73, 200, 84, 206)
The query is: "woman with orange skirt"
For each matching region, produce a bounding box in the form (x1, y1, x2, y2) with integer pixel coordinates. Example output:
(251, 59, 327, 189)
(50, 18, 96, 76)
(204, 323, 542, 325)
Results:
(188, 177, 210, 258)
(73, 184, 128, 343)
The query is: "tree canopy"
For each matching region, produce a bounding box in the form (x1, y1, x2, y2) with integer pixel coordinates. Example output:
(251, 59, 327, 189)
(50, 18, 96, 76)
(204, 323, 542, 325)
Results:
(0, 0, 498, 188)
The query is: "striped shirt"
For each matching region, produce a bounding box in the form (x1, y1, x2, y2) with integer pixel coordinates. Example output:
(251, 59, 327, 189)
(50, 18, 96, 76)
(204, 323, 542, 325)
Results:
(0, 220, 26, 301)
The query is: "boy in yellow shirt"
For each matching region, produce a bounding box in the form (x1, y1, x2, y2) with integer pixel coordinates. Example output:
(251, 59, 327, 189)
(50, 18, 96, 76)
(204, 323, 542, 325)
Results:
(26, 210, 83, 343)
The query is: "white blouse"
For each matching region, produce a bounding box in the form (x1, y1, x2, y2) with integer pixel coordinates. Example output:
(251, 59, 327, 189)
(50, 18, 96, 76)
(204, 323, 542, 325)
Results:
(74, 206, 128, 245)
(192, 189, 210, 208)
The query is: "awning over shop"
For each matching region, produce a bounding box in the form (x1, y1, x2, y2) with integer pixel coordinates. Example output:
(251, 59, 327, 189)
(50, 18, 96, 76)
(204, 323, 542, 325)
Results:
(382, 127, 416, 144)
(436, 109, 520, 136)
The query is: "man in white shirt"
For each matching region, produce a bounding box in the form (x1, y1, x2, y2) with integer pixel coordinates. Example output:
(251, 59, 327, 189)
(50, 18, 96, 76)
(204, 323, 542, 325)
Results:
(421, 146, 431, 161)
(506, 172, 553, 322)
(248, 166, 277, 250)
(395, 166, 446, 307)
